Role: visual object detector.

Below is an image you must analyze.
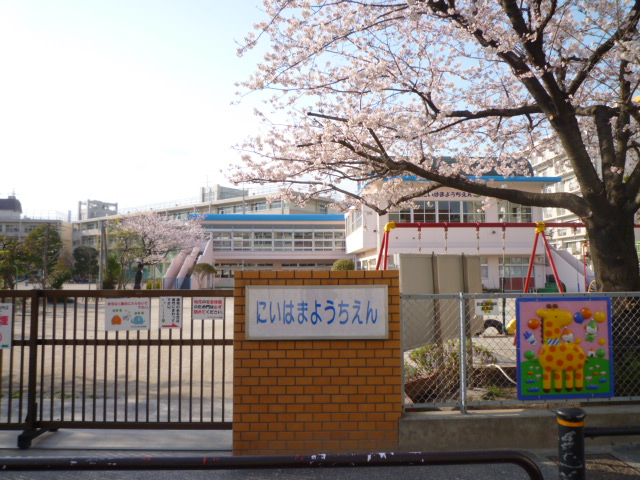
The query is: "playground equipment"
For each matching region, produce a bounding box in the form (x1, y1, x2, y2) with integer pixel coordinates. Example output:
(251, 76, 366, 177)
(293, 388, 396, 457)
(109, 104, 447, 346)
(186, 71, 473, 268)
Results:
(375, 221, 585, 292)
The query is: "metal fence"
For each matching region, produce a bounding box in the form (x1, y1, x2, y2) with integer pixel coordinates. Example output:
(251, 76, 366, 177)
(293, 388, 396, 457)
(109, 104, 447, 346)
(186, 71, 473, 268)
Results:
(0, 289, 233, 448)
(402, 292, 640, 411)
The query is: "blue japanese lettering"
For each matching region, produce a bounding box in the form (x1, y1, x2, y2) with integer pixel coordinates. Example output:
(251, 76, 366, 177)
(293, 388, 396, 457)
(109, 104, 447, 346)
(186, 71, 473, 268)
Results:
(352, 300, 362, 324)
(311, 301, 322, 325)
(338, 301, 349, 324)
(366, 301, 378, 324)
(297, 301, 309, 324)
(325, 300, 336, 324)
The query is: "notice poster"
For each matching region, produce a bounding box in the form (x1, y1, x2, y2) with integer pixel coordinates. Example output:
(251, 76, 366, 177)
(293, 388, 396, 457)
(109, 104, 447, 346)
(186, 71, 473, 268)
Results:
(160, 296, 183, 328)
(193, 297, 225, 319)
(516, 297, 613, 400)
(0, 303, 13, 349)
(105, 298, 151, 331)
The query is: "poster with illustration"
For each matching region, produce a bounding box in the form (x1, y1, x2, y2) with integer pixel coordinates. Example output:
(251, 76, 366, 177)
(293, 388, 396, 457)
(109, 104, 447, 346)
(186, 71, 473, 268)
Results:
(516, 297, 613, 400)
(105, 298, 151, 331)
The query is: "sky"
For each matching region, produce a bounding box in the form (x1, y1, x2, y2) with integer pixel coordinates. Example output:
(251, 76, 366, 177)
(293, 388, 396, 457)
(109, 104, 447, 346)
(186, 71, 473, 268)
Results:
(0, 0, 269, 218)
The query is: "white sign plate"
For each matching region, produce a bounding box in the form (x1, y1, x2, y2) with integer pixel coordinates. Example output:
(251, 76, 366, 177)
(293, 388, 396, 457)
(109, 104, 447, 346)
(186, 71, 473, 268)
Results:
(246, 285, 388, 340)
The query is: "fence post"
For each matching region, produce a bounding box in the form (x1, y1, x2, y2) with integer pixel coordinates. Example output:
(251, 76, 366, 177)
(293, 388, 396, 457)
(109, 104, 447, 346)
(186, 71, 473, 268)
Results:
(18, 290, 43, 449)
(556, 407, 586, 480)
(458, 293, 467, 413)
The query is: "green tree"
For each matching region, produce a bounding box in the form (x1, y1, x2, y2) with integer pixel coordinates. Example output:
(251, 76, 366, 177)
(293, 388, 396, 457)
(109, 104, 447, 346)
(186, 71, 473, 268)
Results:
(22, 224, 64, 289)
(0, 235, 26, 289)
(72, 245, 99, 283)
(102, 254, 121, 290)
(189, 262, 216, 289)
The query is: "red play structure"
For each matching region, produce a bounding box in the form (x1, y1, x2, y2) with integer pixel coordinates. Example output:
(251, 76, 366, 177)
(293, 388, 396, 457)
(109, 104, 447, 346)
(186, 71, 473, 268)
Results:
(375, 221, 586, 293)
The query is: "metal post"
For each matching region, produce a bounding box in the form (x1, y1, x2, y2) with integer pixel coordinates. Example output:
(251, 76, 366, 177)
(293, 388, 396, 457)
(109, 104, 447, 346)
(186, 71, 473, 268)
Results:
(458, 292, 467, 413)
(556, 407, 586, 480)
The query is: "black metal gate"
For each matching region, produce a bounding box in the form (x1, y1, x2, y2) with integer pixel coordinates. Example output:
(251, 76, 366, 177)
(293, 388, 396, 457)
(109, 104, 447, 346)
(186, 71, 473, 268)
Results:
(0, 289, 233, 448)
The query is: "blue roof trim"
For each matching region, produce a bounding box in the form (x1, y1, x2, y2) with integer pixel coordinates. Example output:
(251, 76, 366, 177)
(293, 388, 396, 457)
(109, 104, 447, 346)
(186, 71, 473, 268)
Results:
(191, 214, 345, 222)
(399, 174, 562, 183)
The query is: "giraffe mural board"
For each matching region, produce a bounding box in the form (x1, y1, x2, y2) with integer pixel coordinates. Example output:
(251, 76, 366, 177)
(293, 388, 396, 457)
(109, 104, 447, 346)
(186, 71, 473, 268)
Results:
(516, 297, 613, 400)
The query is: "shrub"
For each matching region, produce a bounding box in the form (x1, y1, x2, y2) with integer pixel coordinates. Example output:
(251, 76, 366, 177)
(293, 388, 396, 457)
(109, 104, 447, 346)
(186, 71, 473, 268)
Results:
(404, 339, 499, 403)
(331, 258, 355, 271)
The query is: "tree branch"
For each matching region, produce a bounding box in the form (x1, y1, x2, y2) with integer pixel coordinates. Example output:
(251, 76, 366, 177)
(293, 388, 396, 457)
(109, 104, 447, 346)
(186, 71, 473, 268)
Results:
(568, 0, 640, 96)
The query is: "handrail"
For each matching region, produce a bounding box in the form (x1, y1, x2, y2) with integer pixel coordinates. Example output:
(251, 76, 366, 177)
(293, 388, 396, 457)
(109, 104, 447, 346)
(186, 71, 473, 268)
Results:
(0, 451, 544, 479)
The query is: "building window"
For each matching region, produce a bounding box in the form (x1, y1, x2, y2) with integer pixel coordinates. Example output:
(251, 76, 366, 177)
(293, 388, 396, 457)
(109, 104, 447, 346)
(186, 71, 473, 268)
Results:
(499, 256, 532, 291)
(388, 209, 411, 222)
(346, 209, 362, 235)
(390, 200, 485, 223)
(480, 257, 489, 280)
(498, 201, 532, 223)
(413, 201, 437, 222)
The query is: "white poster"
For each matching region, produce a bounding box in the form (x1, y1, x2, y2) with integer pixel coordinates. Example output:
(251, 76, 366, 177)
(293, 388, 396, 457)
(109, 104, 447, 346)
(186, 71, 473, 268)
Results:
(193, 297, 225, 319)
(0, 303, 13, 349)
(246, 285, 389, 340)
(105, 298, 151, 331)
(160, 296, 183, 328)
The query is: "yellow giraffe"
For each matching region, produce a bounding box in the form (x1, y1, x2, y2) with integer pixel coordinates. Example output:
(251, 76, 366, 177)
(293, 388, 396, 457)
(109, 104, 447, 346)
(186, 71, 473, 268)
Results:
(536, 304, 586, 392)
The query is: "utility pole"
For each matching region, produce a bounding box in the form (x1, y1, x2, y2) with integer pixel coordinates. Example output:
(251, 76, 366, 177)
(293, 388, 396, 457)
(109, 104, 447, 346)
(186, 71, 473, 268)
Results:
(98, 220, 107, 288)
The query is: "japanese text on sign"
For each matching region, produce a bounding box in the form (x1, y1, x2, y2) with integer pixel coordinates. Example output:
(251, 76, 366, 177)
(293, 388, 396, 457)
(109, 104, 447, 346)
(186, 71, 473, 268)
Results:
(193, 297, 225, 319)
(246, 285, 388, 339)
(160, 296, 183, 328)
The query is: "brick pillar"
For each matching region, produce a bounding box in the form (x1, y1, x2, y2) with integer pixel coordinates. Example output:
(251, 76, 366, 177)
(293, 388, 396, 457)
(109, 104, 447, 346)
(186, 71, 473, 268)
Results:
(233, 270, 402, 455)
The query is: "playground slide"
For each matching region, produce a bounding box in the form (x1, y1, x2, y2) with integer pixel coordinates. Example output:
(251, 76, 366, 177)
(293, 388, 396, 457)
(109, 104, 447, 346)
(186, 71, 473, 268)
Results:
(547, 244, 594, 292)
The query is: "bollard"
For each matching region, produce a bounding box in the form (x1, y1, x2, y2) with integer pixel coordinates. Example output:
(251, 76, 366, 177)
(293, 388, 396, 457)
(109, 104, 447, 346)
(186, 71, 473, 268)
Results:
(556, 407, 586, 480)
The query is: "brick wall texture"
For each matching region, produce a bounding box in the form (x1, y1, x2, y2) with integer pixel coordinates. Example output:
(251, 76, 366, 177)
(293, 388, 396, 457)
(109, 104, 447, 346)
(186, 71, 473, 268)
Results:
(233, 270, 402, 455)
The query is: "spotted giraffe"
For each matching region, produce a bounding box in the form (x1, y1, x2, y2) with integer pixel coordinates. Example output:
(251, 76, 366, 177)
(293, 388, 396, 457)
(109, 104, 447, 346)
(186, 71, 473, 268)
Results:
(536, 304, 586, 392)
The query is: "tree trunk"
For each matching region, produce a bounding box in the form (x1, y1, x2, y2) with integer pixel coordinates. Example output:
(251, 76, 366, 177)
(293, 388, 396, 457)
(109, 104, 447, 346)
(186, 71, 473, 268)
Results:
(585, 211, 640, 293)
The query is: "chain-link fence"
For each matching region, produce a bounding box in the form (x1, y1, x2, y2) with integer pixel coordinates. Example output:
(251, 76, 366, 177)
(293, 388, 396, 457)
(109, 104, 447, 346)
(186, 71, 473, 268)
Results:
(402, 292, 640, 411)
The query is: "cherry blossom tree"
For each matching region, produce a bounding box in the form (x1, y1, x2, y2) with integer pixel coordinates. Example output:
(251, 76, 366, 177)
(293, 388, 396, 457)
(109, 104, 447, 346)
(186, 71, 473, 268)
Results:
(233, 0, 640, 292)
(111, 213, 207, 289)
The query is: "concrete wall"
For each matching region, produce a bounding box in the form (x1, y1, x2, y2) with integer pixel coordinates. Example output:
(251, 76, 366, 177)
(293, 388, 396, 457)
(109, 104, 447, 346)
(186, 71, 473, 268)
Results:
(233, 270, 402, 455)
(398, 254, 483, 350)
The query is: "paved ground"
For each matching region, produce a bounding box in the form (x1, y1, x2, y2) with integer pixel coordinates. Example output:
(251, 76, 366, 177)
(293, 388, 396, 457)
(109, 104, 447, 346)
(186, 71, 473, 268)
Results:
(0, 429, 639, 479)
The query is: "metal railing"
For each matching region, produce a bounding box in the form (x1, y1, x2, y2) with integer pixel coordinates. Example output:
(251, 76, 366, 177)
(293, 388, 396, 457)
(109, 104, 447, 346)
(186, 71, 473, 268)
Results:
(402, 292, 640, 411)
(0, 451, 544, 479)
(0, 289, 234, 448)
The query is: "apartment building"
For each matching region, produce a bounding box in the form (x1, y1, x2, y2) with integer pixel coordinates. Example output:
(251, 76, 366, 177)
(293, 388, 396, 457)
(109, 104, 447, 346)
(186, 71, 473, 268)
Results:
(530, 150, 589, 257)
(0, 195, 73, 258)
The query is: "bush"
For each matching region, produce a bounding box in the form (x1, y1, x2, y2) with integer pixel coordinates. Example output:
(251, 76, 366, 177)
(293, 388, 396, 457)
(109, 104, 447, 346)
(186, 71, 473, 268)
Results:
(404, 339, 498, 403)
(331, 258, 355, 271)
(144, 279, 163, 289)
(405, 339, 497, 380)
